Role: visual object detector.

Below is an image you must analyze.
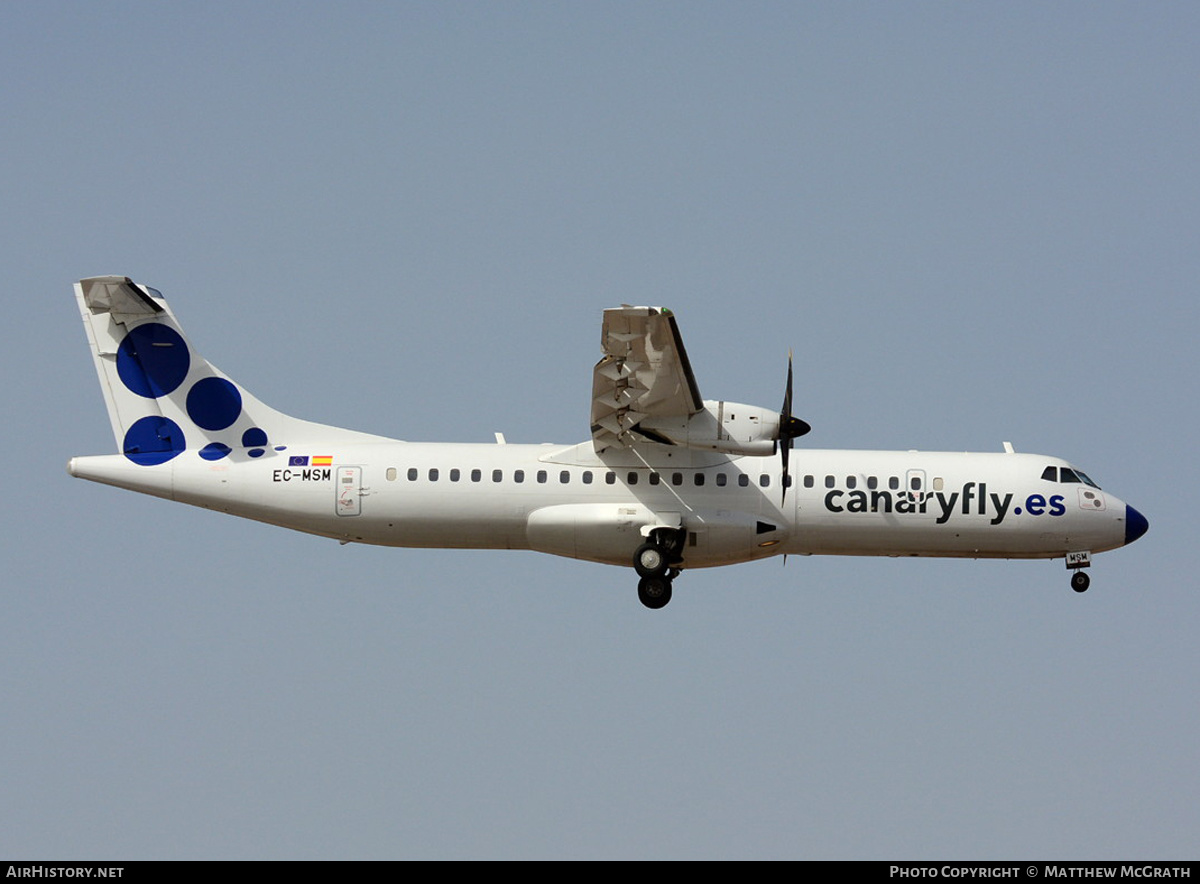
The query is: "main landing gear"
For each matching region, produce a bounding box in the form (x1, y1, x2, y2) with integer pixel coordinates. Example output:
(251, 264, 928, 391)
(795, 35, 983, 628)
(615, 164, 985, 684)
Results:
(1070, 571, 1091, 593)
(633, 528, 685, 609)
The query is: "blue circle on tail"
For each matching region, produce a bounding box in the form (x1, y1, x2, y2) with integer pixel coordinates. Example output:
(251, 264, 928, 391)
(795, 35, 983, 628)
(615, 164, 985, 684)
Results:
(186, 377, 242, 430)
(116, 324, 190, 398)
(123, 416, 186, 465)
(199, 442, 232, 461)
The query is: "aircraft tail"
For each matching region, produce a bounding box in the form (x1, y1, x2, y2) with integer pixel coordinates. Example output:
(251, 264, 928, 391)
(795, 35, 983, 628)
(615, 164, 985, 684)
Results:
(73, 276, 391, 464)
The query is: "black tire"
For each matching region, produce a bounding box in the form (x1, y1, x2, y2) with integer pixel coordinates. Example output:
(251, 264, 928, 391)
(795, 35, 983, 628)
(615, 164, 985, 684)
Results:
(638, 576, 672, 609)
(633, 542, 668, 578)
(1071, 571, 1091, 593)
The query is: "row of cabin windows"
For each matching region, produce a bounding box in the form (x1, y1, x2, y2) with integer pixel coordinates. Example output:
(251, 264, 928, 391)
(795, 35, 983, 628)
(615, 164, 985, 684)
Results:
(382, 467, 1097, 494)
(384, 467, 780, 487)
(801, 474, 929, 491)
(382, 469, 936, 492)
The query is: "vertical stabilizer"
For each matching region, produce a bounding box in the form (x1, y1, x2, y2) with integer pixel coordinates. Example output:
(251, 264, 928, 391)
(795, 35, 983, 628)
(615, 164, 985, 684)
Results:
(74, 276, 392, 466)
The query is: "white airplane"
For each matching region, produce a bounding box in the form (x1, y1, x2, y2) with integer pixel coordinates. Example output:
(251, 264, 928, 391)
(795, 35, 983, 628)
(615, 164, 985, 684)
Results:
(68, 276, 1148, 609)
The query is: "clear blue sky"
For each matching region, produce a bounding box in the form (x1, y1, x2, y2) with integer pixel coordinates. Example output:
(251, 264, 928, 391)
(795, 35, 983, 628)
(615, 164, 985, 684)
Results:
(3, 2, 1195, 859)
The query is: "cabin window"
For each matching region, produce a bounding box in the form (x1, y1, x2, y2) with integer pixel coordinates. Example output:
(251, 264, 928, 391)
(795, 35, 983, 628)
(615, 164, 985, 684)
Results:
(825, 475, 835, 488)
(605, 471, 616, 485)
(866, 476, 877, 490)
(407, 468, 418, 481)
(889, 476, 900, 490)
(537, 470, 547, 484)
(804, 475, 814, 488)
(760, 474, 770, 487)
(429, 468, 439, 481)
(471, 469, 482, 482)
(784, 474, 792, 487)
(846, 476, 856, 489)
(514, 470, 524, 483)
(649, 472, 661, 485)
(627, 471, 638, 485)
(672, 473, 684, 486)
(933, 477, 944, 491)
(386, 468, 397, 481)
(450, 468, 460, 482)
(715, 473, 727, 487)
(560, 471, 570, 484)
(910, 476, 922, 491)
(582, 471, 593, 484)
(694, 473, 705, 486)
(492, 469, 502, 482)
(738, 474, 750, 487)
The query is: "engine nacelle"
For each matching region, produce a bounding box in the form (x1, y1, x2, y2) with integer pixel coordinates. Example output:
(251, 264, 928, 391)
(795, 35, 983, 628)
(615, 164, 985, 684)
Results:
(637, 400, 780, 456)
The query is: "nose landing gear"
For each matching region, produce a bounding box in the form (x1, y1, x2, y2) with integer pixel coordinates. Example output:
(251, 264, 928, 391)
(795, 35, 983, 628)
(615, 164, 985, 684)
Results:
(1066, 550, 1091, 592)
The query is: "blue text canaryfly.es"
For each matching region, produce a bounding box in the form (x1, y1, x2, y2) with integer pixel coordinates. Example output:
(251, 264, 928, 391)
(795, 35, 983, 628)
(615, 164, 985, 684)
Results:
(824, 481, 1066, 526)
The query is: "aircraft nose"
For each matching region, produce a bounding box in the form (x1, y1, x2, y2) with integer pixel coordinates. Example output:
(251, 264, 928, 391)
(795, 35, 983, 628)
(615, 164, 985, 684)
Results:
(1124, 505, 1149, 545)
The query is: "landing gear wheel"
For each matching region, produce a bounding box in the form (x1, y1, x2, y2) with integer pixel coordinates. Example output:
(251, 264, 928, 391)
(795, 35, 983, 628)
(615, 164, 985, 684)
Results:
(1070, 571, 1091, 593)
(633, 542, 669, 578)
(638, 576, 673, 609)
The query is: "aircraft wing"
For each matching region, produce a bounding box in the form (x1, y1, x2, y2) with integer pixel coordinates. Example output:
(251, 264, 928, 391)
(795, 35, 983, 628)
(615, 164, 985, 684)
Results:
(591, 306, 703, 453)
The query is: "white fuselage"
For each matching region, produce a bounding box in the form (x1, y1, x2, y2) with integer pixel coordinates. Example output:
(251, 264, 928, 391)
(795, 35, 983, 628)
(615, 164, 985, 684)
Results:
(68, 440, 1132, 569)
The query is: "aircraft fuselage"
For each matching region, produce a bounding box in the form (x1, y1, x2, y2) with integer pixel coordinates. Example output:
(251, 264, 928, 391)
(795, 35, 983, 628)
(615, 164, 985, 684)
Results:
(69, 441, 1136, 568)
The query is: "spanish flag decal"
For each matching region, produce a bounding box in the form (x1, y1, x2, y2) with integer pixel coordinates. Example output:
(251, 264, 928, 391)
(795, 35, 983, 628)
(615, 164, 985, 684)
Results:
(312, 455, 333, 466)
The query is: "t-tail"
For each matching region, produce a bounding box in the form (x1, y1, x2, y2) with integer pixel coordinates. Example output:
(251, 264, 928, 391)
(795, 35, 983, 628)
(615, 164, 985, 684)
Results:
(69, 276, 392, 493)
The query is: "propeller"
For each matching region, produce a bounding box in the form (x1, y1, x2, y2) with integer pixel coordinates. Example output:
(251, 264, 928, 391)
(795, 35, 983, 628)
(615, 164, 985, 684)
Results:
(779, 351, 811, 503)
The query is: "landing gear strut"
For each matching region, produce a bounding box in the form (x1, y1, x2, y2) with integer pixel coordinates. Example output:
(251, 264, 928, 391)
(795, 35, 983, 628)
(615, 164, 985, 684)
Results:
(632, 528, 685, 608)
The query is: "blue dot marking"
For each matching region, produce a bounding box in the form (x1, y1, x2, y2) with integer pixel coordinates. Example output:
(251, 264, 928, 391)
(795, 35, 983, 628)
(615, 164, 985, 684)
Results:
(116, 324, 190, 398)
(199, 442, 232, 461)
(248, 448, 265, 458)
(186, 377, 243, 431)
(242, 427, 268, 447)
(123, 416, 186, 465)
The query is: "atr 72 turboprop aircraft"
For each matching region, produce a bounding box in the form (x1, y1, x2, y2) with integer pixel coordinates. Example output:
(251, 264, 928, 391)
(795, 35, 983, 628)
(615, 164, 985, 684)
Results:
(69, 276, 1148, 609)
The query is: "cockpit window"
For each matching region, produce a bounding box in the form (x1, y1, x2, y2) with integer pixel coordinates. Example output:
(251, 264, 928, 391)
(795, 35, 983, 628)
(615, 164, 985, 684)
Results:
(1040, 464, 1101, 489)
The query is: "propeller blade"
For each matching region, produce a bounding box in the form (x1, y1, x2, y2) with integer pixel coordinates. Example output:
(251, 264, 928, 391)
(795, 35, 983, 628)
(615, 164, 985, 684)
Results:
(779, 352, 810, 504)
(782, 353, 793, 430)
